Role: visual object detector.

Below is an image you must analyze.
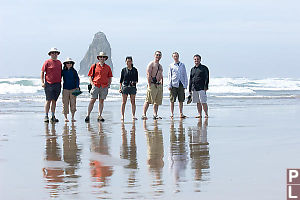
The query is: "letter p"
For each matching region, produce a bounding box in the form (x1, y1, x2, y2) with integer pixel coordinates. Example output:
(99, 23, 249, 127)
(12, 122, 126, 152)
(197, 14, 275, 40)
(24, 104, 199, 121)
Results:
(289, 170, 299, 183)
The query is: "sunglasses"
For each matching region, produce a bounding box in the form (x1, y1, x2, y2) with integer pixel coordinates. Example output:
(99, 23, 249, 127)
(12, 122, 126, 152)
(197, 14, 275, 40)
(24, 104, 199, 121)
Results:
(50, 52, 59, 54)
(99, 56, 106, 58)
(65, 62, 73, 64)
(155, 54, 162, 56)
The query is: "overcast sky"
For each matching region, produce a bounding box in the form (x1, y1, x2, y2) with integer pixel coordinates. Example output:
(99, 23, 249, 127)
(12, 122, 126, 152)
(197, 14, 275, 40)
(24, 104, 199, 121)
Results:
(0, 0, 299, 78)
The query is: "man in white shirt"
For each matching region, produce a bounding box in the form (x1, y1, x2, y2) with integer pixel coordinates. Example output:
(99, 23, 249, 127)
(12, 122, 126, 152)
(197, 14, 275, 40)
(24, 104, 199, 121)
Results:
(168, 52, 188, 118)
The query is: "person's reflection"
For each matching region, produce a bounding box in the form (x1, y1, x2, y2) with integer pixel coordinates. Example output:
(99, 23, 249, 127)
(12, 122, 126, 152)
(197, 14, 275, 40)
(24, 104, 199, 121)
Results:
(170, 119, 188, 185)
(43, 123, 63, 196)
(120, 121, 138, 187)
(188, 118, 210, 186)
(88, 122, 113, 188)
(62, 123, 81, 178)
(144, 120, 164, 190)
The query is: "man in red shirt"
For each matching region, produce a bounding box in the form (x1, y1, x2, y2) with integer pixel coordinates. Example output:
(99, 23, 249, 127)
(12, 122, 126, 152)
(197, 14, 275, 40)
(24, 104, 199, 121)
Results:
(41, 47, 62, 123)
(85, 52, 113, 122)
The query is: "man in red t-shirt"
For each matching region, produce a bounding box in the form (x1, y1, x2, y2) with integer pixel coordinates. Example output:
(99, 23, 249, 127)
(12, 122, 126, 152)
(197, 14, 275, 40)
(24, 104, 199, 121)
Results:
(41, 47, 62, 123)
(85, 52, 113, 122)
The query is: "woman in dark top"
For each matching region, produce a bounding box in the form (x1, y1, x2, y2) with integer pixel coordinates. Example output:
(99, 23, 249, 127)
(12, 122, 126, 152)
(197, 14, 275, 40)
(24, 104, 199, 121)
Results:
(62, 58, 80, 122)
(119, 56, 138, 120)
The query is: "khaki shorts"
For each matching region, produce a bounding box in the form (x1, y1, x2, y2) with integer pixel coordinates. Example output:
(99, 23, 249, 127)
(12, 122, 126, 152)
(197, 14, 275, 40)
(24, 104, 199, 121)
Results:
(170, 83, 185, 102)
(62, 89, 77, 114)
(90, 86, 109, 99)
(145, 84, 163, 105)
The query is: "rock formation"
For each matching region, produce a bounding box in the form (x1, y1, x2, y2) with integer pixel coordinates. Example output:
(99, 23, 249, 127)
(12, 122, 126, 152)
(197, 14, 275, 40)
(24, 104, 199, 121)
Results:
(79, 32, 113, 75)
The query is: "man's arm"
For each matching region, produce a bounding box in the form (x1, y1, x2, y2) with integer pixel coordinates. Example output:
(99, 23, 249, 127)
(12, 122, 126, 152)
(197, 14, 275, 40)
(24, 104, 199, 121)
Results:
(168, 66, 172, 90)
(146, 63, 152, 87)
(189, 68, 193, 94)
(205, 68, 209, 91)
(41, 71, 45, 88)
(182, 64, 188, 89)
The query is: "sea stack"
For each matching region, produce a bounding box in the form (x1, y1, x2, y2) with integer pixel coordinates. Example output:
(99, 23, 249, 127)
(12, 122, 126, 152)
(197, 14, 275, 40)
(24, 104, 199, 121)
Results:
(79, 32, 113, 75)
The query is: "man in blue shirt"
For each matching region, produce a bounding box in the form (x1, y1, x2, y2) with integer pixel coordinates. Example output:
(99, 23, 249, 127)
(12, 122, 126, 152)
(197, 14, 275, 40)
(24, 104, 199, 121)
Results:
(168, 52, 188, 118)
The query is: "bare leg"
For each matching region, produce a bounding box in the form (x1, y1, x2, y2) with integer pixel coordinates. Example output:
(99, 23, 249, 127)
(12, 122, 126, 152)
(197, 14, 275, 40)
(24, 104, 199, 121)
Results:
(121, 94, 128, 120)
(64, 113, 69, 122)
(50, 100, 57, 114)
(202, 103, 208, 118)
(130, 94, 136, 119)
(98, 99, 104, 117)
(170, 102, 174, 118)
(45, 100, 51, 114)
(87, 98, 97, 117)
(153, 104, 159, 117)
(179, 101, 186, 117)
(197, 102, 202, 117)
(143, 102, 149, 117)
(71, 112, 76, 122)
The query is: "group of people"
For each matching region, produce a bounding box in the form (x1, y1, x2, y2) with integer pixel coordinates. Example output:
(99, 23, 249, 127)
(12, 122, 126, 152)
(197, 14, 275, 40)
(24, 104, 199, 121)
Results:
(41, 48, 209, 123)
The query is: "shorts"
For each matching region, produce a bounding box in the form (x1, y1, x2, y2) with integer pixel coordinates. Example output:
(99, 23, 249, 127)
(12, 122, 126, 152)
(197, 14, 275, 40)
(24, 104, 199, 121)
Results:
(45, 82, 61, 101)
(121, 86, 137, 95)
(192, 90, 207, 103)
(145, 84, 163, 105)
(170, 83, 185, 102)
(90, 86, 109, 99)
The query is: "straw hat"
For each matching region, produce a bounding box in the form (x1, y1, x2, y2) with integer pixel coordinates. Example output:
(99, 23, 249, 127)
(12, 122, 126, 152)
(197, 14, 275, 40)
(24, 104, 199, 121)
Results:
(48, 47, 60, 55)
(97, 52, 108, 60)
(63, 57, 75, 65)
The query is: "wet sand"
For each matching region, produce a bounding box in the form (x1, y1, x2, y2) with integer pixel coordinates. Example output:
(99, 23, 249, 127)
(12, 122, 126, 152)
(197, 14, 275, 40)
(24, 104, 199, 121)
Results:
(0, 98, 299, 199)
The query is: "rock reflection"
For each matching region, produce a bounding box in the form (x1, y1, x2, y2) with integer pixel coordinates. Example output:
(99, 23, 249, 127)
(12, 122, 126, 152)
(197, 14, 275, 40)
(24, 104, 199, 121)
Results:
(170, 119, 188, 190)
(88, 122, 113, 190)
(144, 120, 164, 195)
(188, 118, 210, 191)
(43, 123, 81, 198)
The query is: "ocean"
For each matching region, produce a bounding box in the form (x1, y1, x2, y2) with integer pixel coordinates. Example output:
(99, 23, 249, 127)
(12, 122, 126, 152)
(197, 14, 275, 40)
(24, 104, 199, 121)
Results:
(1, 76, 300, 103)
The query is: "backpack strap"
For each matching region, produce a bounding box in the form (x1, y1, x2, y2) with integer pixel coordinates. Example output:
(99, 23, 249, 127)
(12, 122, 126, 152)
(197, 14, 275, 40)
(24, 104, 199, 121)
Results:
(91, 63, 97, 81)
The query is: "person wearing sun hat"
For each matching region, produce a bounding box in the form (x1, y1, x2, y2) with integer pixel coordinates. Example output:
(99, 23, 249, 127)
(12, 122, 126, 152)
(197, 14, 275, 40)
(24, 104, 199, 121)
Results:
(85, 52, 113, 122)
(61, 57, 80, 122)
(41, 47, 62, 123)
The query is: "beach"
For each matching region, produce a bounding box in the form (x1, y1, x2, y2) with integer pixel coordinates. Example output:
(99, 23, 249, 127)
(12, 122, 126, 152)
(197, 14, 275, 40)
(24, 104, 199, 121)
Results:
(0, 77, 300, 199)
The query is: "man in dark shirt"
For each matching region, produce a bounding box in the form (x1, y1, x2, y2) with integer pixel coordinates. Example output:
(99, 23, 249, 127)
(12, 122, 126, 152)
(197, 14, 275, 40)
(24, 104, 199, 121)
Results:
(189, 54, 209, 118)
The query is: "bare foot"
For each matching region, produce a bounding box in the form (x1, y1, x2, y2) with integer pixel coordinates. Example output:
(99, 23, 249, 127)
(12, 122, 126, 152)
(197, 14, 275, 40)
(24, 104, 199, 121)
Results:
(132, 116, 138, 120)
(71, 119, 76, 122)
(195, 115, 202, 118)
(65, 119, 69, 122)
(170, 115, 174, 119)
(180, 115, 187, 119)
(121, 117, 124, 121)
(205, 115, 209, 118)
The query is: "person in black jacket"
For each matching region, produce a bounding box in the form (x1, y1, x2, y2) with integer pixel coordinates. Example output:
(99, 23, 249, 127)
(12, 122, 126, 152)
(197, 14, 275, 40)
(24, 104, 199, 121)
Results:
(119, 56, 138, 120)
(61, 58, 80, 122)
(189, 54, 209, 118)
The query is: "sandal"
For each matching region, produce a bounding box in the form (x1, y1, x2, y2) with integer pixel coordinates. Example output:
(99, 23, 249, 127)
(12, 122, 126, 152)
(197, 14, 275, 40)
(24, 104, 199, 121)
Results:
(153, 115, 162, 120)
(141, 115, 148, 120)
(97, 116, 105, 122)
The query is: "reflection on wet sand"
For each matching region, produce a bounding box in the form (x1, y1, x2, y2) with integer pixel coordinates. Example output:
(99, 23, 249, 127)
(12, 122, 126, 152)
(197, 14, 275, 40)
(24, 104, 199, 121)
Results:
(144, 120, 164, 195)
(62, 123, 81, 178)
(43, 123, 81, 198)
(188, 118, 210, 192)
(88, 122, 113, 191)
(170, 119, 188, 191)
(120, 121, 139, 197)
